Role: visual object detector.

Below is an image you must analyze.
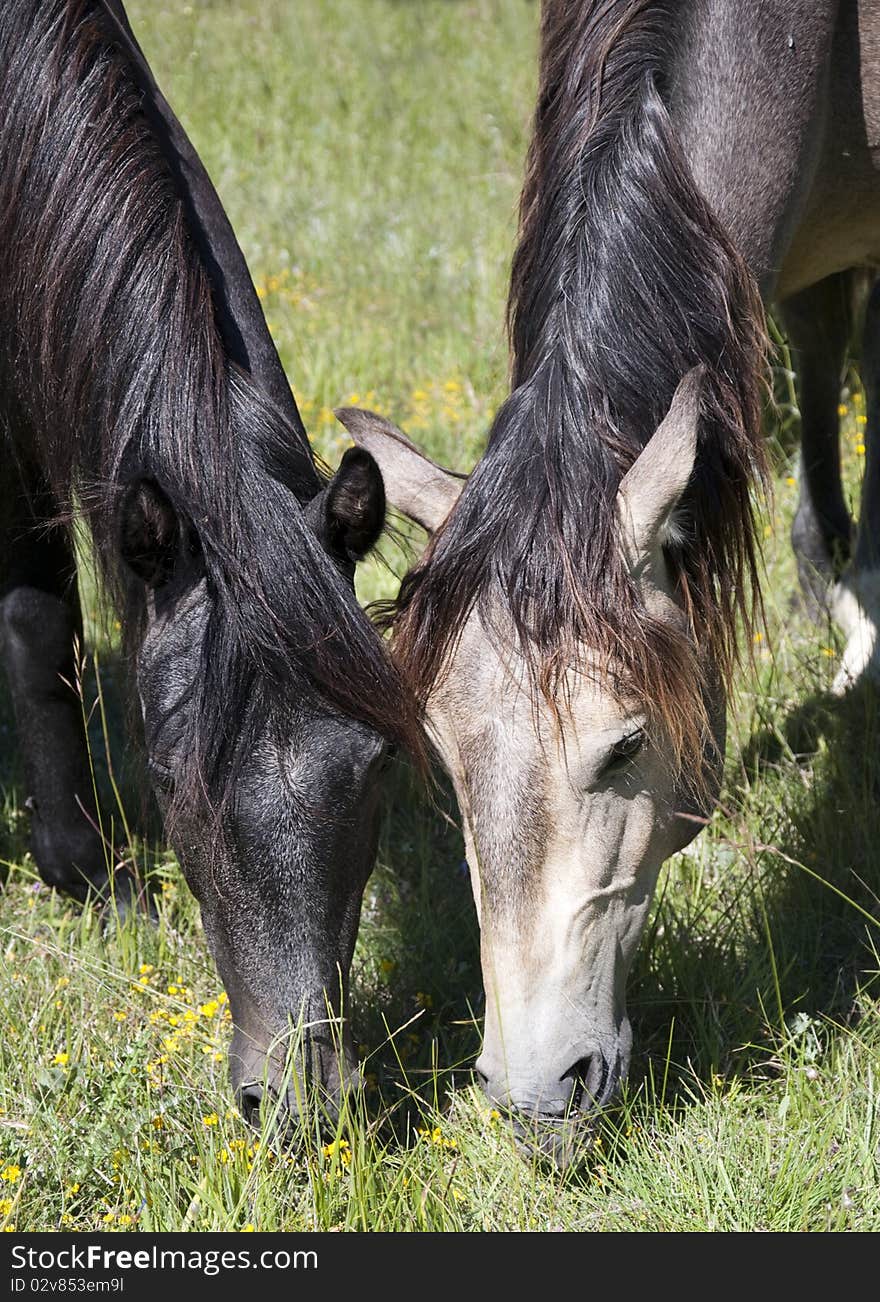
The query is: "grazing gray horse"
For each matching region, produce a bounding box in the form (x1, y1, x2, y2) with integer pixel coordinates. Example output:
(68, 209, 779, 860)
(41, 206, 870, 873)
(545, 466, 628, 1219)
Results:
(338, 0, 880, 1159)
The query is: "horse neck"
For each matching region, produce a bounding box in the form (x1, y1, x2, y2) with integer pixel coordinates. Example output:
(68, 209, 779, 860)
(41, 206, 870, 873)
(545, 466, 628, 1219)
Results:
(100, 0, 319, 495)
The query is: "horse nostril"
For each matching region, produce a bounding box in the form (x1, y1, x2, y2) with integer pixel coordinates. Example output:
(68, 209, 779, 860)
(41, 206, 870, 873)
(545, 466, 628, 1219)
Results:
(237, 1083, 263, 1127)
(561, 1054, 608, 1111)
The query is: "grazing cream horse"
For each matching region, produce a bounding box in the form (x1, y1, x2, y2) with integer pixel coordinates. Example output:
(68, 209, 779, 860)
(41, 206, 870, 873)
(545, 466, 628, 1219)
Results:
(341, 0, 880, 1158)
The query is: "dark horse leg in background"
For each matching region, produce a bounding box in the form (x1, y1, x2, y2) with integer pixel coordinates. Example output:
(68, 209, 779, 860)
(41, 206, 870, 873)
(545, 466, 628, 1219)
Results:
(831, 277, 880, 691)
(779, 271, 858, 617)
(0, 465, 108, 899)
(857, 282, 880, 572)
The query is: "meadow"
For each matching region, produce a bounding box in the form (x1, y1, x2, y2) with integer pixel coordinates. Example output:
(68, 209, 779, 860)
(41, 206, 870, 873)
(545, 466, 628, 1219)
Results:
(1, 0, 879, 1232)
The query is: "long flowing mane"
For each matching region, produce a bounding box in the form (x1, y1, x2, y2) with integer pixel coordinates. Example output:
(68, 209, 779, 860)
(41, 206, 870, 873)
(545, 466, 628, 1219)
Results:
(390, 0, 768, 766)
(0, 0, 422, 809)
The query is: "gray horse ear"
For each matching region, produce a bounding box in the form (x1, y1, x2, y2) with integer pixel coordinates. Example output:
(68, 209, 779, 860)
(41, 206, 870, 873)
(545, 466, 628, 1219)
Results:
(616, 366, 705, 572)
(334, 407, 465, 533)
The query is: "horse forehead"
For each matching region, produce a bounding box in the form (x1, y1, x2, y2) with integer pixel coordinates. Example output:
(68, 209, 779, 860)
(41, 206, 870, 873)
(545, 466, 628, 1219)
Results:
(429, 615, 629, 764)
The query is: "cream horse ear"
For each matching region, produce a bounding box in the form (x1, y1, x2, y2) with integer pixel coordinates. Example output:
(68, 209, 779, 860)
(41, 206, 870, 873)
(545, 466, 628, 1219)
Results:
(616, 366, 705, 574)
(334, 408, 465, 533)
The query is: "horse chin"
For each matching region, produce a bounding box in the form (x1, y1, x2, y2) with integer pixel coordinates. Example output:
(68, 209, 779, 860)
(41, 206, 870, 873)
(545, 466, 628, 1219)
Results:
(509, 1072, 620, 1170)
(510, 1113, 597, 1171)
(237, 1069, 363, 1150)
(231, 1027, 362, 1145)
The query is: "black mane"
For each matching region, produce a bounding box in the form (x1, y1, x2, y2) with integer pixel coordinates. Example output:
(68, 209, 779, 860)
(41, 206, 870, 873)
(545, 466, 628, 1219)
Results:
(0, 0, 420, 808)
(391, 0, 768, 768)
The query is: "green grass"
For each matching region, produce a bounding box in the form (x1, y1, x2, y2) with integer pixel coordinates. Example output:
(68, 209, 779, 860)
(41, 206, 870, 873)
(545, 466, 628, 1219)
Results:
(2, 0, 880, 1232)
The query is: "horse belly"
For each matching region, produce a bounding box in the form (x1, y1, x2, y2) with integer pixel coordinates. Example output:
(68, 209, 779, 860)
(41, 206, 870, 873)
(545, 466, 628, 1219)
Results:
(776, 0, 880, 299)
(673, 0, 880, 302)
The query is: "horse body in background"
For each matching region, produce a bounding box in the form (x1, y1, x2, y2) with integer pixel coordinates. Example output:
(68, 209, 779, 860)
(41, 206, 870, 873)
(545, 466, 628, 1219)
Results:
(341, 0, 880, 1158)
(0, 0, 419, 1126)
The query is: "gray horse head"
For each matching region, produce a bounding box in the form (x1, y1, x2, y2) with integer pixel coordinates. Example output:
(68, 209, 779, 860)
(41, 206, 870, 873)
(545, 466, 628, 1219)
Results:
(337, 370, 725, 1157)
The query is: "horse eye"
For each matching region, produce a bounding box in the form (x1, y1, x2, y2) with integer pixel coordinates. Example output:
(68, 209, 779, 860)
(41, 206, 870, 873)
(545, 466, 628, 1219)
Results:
(601, 729, 645, 777)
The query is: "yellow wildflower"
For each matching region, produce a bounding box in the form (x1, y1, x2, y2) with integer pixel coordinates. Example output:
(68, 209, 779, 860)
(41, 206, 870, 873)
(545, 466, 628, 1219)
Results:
(1, 1166, 22, 1183)
(202, 1113, 219, 1127)
(322, 1138, 351, 1166)
(418, 1126, 457, 1150)
(52, 1052, 69, 1067)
